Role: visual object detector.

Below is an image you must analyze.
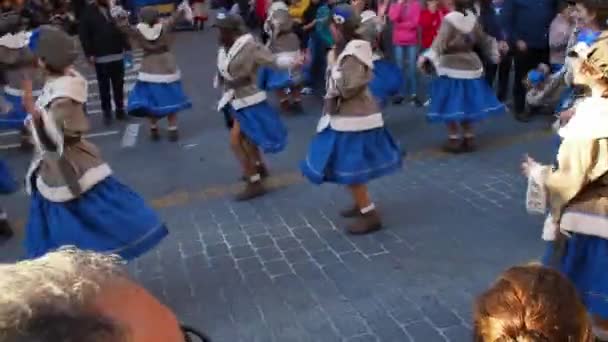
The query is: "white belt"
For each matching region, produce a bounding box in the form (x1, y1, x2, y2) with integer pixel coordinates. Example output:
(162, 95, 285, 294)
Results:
(4, 86, 42, 97)
(317, 113, 384, 132)
(218, 91, 267, 111)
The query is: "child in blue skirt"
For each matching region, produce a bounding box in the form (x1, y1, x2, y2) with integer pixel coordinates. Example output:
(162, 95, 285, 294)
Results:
(522, 33, 608, 339)
(301, 5, 402, 234)
(417, 0, 505, 153)
(214, 12, 294, 200)
(358, 9, 403, 108)
(22, 26, 168, 261)
(113, 3, 193, 141)
(259, 0, 303, 112)
(0, 12, 44, 149)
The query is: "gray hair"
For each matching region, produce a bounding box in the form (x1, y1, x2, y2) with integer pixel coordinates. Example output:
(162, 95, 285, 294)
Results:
(0, 247, 128, 342)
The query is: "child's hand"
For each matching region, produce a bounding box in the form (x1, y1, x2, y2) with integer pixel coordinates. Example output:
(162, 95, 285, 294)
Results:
(521, 154, 539, 178)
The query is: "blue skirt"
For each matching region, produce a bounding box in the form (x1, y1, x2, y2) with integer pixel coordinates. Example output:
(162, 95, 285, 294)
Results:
(0, 160, 16, 194)
(543, 233, 608, 319)
(229, 101, 287, 154)
(369, 59, 403, 107)
(25, 176, 168, 261)
(0, 93, 27, 130)
(257, 66, 292, 91)
(127, 80, 192, 118)
(427, 76, 505, 123)
(300, 126, 403, 185)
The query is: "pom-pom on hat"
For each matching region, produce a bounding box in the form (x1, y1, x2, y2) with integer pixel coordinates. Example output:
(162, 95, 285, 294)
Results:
(35, 25, 78, 71)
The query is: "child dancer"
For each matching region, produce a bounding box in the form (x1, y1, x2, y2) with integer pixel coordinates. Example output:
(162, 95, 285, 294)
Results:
(23, 26, 168, 260)
(113, 4, 193, 142)
(523, 35, 608, 340)
(259, 0, 303, 112)
(0, 11, 43, 149)
(300, 4, 402, 234)
(358, 9, 403, 107)
(214, 12, 293, 200)
(417, 0, 505, 153)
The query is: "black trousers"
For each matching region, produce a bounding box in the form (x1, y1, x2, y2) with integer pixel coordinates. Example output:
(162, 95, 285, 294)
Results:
(512, 48, 549, 113)
(484, 51, 513, 102)
(94, 60, 125, 116)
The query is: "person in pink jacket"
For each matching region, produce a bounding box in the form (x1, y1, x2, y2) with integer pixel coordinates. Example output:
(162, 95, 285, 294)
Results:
(388, 0, 422, 105)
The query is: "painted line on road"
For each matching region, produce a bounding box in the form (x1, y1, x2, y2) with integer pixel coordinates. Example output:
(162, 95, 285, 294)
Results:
(149, 127, 553, 209)
(0, 130, 120, 150)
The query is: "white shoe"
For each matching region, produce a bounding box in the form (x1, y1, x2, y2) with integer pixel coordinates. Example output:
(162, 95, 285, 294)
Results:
(301, 87, 313, 95)
(423, 99, 431, 107)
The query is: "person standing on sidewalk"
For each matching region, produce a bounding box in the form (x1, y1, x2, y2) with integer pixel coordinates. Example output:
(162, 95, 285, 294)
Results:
(503, 0, 557, 122)
(79, 0, 131, 125)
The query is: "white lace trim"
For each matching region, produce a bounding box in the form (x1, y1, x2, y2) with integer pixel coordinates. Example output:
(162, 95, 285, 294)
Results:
(316, 113, 384, 132)
(137, 71, 181, 83)
(36, 163, 113, 202)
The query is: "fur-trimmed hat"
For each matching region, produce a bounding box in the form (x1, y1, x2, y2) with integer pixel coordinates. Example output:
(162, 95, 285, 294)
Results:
(35, 25, 78, 71)
(139, 6, 160, 25)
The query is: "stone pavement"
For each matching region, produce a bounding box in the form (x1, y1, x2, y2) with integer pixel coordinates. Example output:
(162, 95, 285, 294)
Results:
(0, 30, 557, 341)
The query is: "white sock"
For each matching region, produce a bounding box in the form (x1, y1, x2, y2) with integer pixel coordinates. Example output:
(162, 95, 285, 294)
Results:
(249, 173, 261, 183)
(360, 203, 376, 214)
(168, 126, 178, 131)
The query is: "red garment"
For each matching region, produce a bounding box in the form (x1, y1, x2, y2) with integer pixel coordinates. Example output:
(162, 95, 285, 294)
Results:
(419, 6, 448, 49)
(255, 0, 268, 23)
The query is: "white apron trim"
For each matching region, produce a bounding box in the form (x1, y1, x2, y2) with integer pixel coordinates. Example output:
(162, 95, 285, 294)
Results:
(137, 71, 181, 83)
(435, 66, 483, 79)
(543, 211, 608, 241)
(317, 113, 384, 132)
(136, 22, 163, 41)
(0, 31, 30, 49)
(3, 86, 42, 97)
(231, 91, 267, 110)
(36, 163, 113, 202)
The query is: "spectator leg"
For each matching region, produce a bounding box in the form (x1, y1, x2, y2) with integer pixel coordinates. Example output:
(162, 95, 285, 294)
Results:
(95, 62, 113, 121)
(405, 44, 419, 98)
(393, 45, 405, 97)
(109, 60, 126, 117)
(496, 51, 513, 102)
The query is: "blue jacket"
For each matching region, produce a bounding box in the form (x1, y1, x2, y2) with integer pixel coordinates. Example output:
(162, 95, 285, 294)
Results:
(503, 0, 557, 49)
(478, 3, 505, 41)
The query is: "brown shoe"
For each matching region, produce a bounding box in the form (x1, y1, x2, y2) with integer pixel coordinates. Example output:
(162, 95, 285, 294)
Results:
(0, 219, 14, 238)
(168, 129, 179, 142)
(340, 206, 360, 218)
(235, 181, 266, 201)
(150, 127, 161, 141)
(462, 136, 476, 153)
(347, 210, 382, 235)
(442, 138, 463, 153)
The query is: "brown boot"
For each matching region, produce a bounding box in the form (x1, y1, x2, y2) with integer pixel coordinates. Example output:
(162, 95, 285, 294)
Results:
(347, 210, 382, 235)
(340, 206, 360, 218)
(235, 180, 266, 201)
(442, 137, 463, 154)
(462, 136, 476, 153)
(0, 219, 14, 239)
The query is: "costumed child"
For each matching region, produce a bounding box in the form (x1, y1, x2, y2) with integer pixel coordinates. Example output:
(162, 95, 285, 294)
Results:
(22, 26, 168, 260)
(112, 3, 193, 142)
(300, 4, 402, 234)
(214, 12, 295, 200)
(0, 11, 44, 149)
(524, 63, 567, 116)
(417, 0, 505, 153)
(190, 0, 209, 30)
(259, 0, 303, 112)
(522, 34, 608, 341)
(358, 9, 403, 107)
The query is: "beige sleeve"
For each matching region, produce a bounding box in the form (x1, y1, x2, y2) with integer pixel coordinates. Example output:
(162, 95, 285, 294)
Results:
(546, 139, 608, 220)
(252, 42, 277, 67)
(334, 56, 370, 100)
(48, 98, 89, 133)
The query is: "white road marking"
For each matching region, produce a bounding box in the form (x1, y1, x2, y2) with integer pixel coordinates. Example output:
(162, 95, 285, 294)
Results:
(121, 123, 140, 147)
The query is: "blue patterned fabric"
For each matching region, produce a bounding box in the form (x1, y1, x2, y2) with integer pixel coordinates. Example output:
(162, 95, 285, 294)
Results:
(301, 126, 403, 185)
(427, 76, 505, 123)
(0, 93, 28, 130)
(370, 59, 403, 107)
(228, 101, 287, 153)
(543, 233, 608, 319)
(25, 176, 168, 261)
(0, 160, 16, 194)
(257, 66, 292, 91)
(127, 80, 192, 118)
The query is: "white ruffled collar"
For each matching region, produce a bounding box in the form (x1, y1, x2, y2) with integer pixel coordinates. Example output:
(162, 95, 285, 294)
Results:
(559, 96, 608, 139)
(37, 69, 88, 108)
(0, 31, 31, 49)
(337, 39, 374, 69)
(136, 22, 163, 41)
(444, 10, 477, 33)
(360, 10, 377, 23)
(217, 33, 254, 81)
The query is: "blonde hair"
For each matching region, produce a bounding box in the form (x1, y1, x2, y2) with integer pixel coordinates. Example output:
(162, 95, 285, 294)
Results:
(0, 247, 127, 342)
(474, 265, 592, 342)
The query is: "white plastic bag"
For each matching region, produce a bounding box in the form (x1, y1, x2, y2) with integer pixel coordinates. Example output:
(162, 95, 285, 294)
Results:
(526, 164, 549, 214)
